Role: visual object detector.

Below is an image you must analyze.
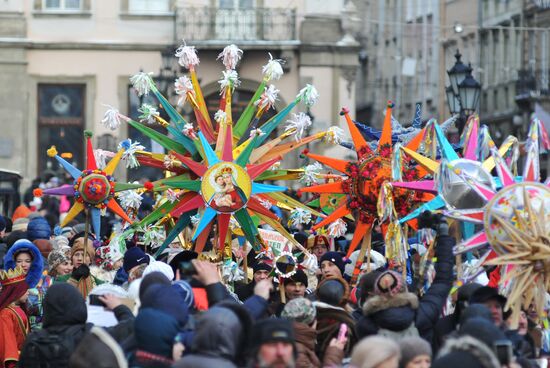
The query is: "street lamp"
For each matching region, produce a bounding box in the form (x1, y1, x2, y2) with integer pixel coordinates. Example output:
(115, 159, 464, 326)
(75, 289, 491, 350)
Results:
(156, 45, 178, 98)
(445, 50, 481, 135)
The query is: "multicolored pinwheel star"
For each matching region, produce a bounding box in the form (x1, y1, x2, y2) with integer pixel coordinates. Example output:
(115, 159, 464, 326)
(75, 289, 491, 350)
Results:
(43, 134, 141, 236)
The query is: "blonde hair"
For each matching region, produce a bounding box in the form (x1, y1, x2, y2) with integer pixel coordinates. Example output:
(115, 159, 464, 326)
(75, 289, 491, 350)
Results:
(350, 336, 400, 368)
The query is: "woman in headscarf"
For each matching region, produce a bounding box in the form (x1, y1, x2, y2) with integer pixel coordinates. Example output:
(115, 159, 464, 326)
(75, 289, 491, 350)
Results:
(55, 237, 104, 298)
(3, 239, 48, 331)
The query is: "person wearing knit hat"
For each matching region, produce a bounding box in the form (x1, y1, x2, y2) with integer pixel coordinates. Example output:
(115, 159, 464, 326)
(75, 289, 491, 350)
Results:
(11, 218, 29, 232)
(350, 336, 400, 368)
(235, 259, 272, 301)
(27, 216, 51, 242)
(123, 246, 150, 274)
(432, 335, 500, 368)
(399, 336, 432, 368)
(320, 251, 349, 280)
(11, 204, 31, 223)
(55, 237, 104, 298)
(282, 269, 308, 301)
(143, 260, 174, 281)
(249, 318, 297, 368)
(282, 297, 316, 325)
(47, 249, 72, 277)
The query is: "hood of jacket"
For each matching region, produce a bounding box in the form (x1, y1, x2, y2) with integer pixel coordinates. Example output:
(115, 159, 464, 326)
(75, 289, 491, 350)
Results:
(191, 305, 244, 360)
(293, 321, 317, 350)
(4, 239, 44, 288)
(362, 292, 418, 332)
(43, 283, 87, 328)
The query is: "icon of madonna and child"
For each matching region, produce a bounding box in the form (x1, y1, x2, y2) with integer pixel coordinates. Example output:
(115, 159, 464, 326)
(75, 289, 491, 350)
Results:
(204, 164, 251, 213)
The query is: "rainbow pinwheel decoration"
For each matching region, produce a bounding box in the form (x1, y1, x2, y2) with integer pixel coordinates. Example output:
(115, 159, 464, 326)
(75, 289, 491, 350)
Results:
(439, 118, 550, 325)
(101, 43, 333, 254)
(299, 102, 426, 258)
(43, 133, 140, 236)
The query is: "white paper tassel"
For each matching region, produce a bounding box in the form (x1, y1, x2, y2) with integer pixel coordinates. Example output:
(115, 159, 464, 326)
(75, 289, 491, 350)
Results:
(218, 70, 240, 94)
(182, 122, 197, 139)
(214, 110, 228, 124)
(119, 139, 145, 169)
(101, 105, 122, 131)
(217, 44, 243, 70)
(175, 43, 200, 68)
(325, 126, 345, 145)
(249, 128, 265, 138)
(190, 214, 200, 227)
(255, 84, 279, 110)
(328, 218, 347, 238)
(166, 189, 179, 203)
(288, 208, 312, 228)
(141, 224, 165, 249)
(258, 197, 273, 210)
(138, 104, 160, 125)
(300, 162, 323, 186)
(163, 154, 177, 169)
(262, 53, 284, 81)
(222, 260, 245, 283)
(118, 186, 143, 210)
(301, 252, 319, 272)
(93, 149, 114, 170)
(296, 84, 319, 107)
(174, 76, 194, 106)
(285, 112, 312, 141)
(130, 72, 153, 96)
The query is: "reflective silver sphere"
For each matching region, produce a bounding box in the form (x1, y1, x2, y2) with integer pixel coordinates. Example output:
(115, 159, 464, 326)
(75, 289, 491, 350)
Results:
(439, 159, 496, 210)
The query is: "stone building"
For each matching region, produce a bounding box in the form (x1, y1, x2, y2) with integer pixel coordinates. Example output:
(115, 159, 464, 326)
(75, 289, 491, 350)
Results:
(0, 0, 359, 188)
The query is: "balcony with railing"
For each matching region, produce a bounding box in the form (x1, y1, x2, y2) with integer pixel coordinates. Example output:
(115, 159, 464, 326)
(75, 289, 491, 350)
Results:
(515, 69, 550, 100)
(176, 7, 298, 46)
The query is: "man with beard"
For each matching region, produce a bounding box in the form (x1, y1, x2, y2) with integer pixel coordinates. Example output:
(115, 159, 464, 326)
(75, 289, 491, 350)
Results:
(249, 318, 296, 368)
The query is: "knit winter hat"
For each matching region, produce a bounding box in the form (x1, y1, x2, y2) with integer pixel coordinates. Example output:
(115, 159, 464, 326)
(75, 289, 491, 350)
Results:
(47, 249, 69, 273)
(12, 218, 29, 232)
(282, 268, 308, 288)
(252, 260, 272, 274)
(27, 216, 51, 241)
(143, 260, 174, 281)
(281, 297, 316, 325)
(140, 283, 189, 327)
(351, 336, 400, 368)
(172, 280, 195, 311)
(399, 336, 432, 368)
(374, 270, 405, 296)
(320, 251, 349, 276)
(12, 205, 31, 222)
(316, 276, 350, 306)
(123, 246, 149, 273)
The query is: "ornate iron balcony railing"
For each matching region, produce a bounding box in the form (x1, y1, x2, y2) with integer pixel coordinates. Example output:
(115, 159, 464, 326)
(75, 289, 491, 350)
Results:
(176, 7, 297, 42)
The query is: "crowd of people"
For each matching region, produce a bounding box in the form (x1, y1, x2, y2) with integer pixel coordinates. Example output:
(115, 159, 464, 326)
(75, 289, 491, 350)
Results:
(0, 176, 548, 368)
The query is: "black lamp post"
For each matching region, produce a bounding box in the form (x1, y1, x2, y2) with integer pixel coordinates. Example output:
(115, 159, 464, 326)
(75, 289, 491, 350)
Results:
(446, 50, 481, 135)
(156, 45, 178, 99)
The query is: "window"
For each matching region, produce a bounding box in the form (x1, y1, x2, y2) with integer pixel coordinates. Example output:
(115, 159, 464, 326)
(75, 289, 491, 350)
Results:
(43, 0, 81, 11)
(128, 0, 170, 14)
(38, 84, 85, 175)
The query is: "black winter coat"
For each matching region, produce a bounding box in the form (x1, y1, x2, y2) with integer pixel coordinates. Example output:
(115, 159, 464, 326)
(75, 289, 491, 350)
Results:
(357, 234, 455, 342)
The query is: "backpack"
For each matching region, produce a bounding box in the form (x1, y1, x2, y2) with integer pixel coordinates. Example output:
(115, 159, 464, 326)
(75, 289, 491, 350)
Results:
(21, 324, 90, 368)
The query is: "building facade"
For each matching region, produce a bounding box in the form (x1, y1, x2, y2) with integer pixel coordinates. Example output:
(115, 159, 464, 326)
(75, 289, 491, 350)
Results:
(0, 0, 359, 188)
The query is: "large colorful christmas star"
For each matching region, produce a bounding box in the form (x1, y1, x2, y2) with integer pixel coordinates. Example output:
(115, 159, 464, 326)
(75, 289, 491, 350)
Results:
(299, 102, 426, 258)
(42, 133, 141, 237)
(441, 118, 550, 325)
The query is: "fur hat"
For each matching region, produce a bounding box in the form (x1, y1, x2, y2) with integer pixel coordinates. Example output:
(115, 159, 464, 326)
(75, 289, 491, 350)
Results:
(433, 336, 500, 368)
(351, 336, 400, 368)
(316, 276, 350, 306)
(281, 297, 316, 325)
(143, 260, 174, 281)
(399, 336, 432, 368)
(3, 239, 44, 288)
